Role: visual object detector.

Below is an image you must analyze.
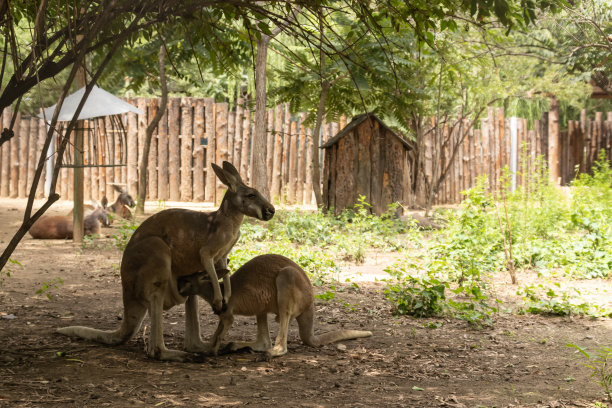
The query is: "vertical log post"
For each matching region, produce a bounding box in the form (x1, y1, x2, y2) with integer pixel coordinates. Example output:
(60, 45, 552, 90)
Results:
(136, 98, 147, 198)
(288, 120, 298, 204)
(215, 102, 229, 203)
(27, 117, 39, 198)
(9, 112, 21, 198)
(147, 98, 159, 200)
(271, 104, 283, 202)
(265, 108, 274, 191)
(0, 107, 10, 197)
(233, 98, 244, 170)
(193, 99, 205, 202)
(180, 97, 193, 201)
(18, 115, 29, 198)
(168, 98, 181, 201)
(204, 98, 216, 202)
(548, 98, 561, 184)
(36, 117, 47, 198)
(305, 123, 314, 205)
(241, 107, 251, 183)
(84, 120, 92, 201)
(157, 103, 169, 200)
(297, 113, 306, 205)
(227, 110, 235, 165)
(127, 106, 139, 197)
(281, 104, 291, 195)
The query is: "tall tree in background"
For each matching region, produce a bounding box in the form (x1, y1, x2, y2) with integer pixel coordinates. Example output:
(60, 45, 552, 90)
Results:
(136, 41, 168, 215)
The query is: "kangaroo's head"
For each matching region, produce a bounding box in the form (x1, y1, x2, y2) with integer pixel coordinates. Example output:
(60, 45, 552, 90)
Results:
(111, 184, 136, 208)
(177, 272, 217, 301)
(212, 161, 275, 221)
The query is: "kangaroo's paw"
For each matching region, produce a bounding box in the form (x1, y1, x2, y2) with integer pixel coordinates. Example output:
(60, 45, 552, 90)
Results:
(255, 352, 272, 363)
(185, 353, 208, 364)
(184, 339, 212, 354)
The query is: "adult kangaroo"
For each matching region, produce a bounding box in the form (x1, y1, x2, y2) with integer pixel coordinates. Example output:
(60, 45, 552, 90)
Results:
(30, 205, 110, 239)
(178, 254, 373, 359)
(57, 162, 275, 361)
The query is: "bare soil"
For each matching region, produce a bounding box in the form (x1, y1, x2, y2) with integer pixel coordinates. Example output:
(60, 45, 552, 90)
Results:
(1, 198, 611, 408)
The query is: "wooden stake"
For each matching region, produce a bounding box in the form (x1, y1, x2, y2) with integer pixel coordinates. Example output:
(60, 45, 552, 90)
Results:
(9, 112, 21, 198)
(180, 97, 193, 201)
(215, 102, 229, 203)
(271, 104, 283, 201)
(147, 98, 159, 200)
(157, 102, 169, 200)
(168, 98, 180, 201)
(18, 115, 29, 198)
(297, 113, 306, 205)
(193, 99, 205, 202)
(241, 107, 251, 183)
(288, 120, 298, 204)
(204, 98, 215, 202)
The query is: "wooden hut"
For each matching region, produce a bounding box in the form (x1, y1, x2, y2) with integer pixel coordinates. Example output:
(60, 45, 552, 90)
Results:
(321, 113, 414, 215)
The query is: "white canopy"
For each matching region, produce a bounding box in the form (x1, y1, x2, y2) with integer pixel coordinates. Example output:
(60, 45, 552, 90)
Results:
(38, 85, 143, 121)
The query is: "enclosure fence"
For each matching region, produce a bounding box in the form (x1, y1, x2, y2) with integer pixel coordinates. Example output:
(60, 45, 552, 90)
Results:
(422, 107, 612, 206)
(0, 98, 610, 207)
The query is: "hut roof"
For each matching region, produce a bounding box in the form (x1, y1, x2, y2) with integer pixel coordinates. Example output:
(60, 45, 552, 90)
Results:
(321, 113, 414, 150)
(38, 85, 143, 121)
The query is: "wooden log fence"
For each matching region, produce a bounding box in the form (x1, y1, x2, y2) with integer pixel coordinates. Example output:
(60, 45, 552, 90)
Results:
(0, 99, 611, 208)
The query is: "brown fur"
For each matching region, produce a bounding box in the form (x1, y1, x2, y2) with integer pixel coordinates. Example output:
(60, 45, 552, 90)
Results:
(29, 207, 110, 239)
(66, 186, 135, 220)
(178, 254, 373, 358)
(105, 185, 136, 220)
(56, 162, 275, 361)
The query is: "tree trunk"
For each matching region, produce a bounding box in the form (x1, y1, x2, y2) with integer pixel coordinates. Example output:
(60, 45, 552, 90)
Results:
(311, 81, 329, 208)
(136, 43, 167, 215)
(251, 34, 272, 198)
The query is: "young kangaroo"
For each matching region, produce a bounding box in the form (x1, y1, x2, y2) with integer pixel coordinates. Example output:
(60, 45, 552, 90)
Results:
(178, 254, 373, 358)
(29, 206, 110, 239)
(57, 162, 275, 362)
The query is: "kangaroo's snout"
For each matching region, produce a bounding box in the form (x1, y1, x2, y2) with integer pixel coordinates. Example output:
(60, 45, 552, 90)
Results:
(177, 277, 191, 296)
(262, 206, 275, 221)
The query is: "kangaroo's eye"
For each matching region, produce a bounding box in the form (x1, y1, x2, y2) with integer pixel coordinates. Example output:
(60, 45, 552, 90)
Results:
(247, 193, 256, 198)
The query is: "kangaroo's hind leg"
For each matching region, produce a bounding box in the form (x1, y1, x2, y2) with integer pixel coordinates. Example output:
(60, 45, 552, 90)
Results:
(227, 314, 272, 352)
(184, 294, 211, 353)
(128, 237, 190, 362)
(266, 267, 304, 358)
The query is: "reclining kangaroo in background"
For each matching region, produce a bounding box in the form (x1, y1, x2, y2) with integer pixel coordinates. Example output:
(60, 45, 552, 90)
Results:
(57, 162, 275, 361)
(29, 205, 110, 239)
(178, 254, 373, 359)
(67, 185, 135, 220)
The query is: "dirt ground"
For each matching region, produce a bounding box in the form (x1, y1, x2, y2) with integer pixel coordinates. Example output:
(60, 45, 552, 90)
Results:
(1, 198, 611, 408)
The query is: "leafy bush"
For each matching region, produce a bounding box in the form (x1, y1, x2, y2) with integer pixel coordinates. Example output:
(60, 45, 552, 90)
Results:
(384, 262, 446, 317)
(567, 343, 612, 402)
(517, 283, 611, 317)
(235, 197, 412, 283)
(112, 220, 139, 250)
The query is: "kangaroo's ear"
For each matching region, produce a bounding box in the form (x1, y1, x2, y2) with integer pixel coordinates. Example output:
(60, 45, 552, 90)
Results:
(212, 163, 242, 192)
(111, 184, 123, 193)
(101, 196, 108, 209)
(222, 161, 241, 179)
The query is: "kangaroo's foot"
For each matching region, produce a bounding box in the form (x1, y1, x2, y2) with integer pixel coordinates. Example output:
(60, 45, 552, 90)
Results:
(226, 340, 271, 353)
(265, 344, 288, 359)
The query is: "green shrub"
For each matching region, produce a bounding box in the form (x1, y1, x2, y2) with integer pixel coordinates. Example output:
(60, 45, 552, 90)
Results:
(112, 220, 139, 251)
(517, 283, 611, 317)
